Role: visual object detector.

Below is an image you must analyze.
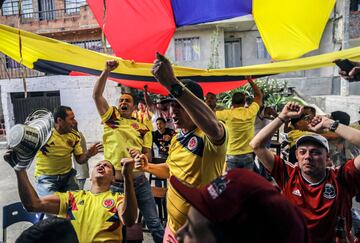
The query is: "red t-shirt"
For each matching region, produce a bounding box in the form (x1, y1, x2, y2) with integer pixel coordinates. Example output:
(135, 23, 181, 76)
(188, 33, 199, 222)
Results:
(271, 155, 360, 243)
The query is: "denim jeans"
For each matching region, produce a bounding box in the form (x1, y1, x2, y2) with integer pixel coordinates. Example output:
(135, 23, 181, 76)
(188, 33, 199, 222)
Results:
(35, 169, 79, 197)
(111, 174, 164, 243)
(226, 153, 254, 171)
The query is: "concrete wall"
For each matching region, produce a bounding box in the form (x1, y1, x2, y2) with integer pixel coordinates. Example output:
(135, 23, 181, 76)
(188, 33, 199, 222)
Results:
(166, 29, 225, 69)
(0, 76, 122, 143)
(310, 95, 360, 123)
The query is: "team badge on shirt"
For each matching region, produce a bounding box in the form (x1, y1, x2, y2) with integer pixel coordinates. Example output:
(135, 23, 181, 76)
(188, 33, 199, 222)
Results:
(187, 137, 198, 151)
(131, 123, 139, 130)
(323, 183, 336, 199)
(67, 140, 74, 147)
(207, 174, 230, 199)
(102, 199, 115, 208)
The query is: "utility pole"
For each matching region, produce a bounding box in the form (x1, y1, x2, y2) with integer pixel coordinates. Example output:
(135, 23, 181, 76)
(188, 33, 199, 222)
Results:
(340, 0, 350, 96)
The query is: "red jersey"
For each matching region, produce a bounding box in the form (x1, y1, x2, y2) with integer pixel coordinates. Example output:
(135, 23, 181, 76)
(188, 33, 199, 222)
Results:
(271, 155, 360, 243)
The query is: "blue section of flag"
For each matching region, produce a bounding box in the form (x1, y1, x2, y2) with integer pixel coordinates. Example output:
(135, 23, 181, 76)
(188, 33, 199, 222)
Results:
(171, 0, 252, 27)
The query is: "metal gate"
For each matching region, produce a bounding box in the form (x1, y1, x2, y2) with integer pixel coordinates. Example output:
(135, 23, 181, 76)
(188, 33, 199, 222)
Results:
(11, 91, 60, 124)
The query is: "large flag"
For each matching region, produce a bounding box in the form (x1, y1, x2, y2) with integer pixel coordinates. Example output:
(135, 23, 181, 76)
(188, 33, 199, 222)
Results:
(1, 24, 360, 95)
(86, 0, 335, 61)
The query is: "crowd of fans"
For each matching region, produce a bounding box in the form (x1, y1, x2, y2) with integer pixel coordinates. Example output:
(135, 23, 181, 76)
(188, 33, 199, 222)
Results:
(4, 58, 360, 243)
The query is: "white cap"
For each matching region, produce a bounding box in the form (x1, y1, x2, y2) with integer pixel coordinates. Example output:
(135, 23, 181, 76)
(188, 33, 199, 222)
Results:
(296, 134, 329, 152)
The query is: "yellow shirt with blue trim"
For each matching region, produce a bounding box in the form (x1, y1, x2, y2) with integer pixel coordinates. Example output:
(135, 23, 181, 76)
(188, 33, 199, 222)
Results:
(101, 106, 152, 170)
(166, 126, 228, 232)
(35, 129, 83, 177)
(56, 190, 124, 243)
(133, 110, 154, 131)
(288, 129, 314, 147)
(216, 102, 259, 155)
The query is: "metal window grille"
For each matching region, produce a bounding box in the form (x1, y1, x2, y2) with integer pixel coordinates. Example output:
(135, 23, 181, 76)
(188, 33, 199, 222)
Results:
(175, 37, 200, 62)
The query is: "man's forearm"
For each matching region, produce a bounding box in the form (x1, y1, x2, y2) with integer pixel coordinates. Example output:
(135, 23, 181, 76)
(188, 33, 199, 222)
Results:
(250, 116, 284, 149)
(146, 163, 170, 179)
(93, 69, 109, 99)
(177, 88, 224, 142)
(122, 174, 138, 226)
(15, 171, 42, 212)
(331, 123, 360, 147)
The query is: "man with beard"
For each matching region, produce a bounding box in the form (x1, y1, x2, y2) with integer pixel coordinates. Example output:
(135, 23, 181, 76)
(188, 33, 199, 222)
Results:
(132, 53, 227, 242)
(93, 60, 164, 243)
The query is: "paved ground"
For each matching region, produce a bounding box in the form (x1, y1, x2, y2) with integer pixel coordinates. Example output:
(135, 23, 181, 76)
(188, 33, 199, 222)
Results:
(0, 149, 154, 243)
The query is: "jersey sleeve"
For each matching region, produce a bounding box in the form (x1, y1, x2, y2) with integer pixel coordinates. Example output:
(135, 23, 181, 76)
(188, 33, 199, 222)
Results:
(339, 159, 360, 196)
(270, 155, 292, 189)
(73, 135, 84, 156)
(142, 128, 153, 149)
(248, 102, 260, 117)
(204, 122, 228, 154)
(101, 106, 119, 123)
(55, 191, 69, 217)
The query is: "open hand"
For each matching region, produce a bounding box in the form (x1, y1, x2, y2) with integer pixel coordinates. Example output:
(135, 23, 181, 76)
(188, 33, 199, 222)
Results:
(86, 142, 103, 158)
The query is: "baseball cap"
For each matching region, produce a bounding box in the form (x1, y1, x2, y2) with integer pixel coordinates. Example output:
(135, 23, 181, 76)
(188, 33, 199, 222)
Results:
(165, 79, 204, 102)
(170, 169, 309, 243)
(296, 134, 329, 152)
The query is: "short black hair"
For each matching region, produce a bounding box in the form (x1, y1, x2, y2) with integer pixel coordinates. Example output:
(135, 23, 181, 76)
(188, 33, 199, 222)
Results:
(331, 111, 350, 125)
(206, 92, 216, 97)
(53, 106, 72, 124)
(232, 92, 245, 105)
(156, 117, 166, 123)
(16, 217, 79, 243)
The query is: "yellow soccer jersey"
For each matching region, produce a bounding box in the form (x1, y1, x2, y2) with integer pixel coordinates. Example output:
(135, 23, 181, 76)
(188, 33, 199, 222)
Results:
(288, 129, 314, 147)
(35, 129, 83, 177)
(166, 126, 228, 232)
(216, 102, 259, 155)
(101, 106, 152, 170)
(56, 190, 124, 243)
(133, 110, 154, 131)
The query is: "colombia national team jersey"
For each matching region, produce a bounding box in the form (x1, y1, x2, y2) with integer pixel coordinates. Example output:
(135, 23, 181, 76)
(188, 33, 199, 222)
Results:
(166, 126, 228, 232)
(216, 102, 259, 155)
(56, 190, 124, 243)
(101, 106, 152, 170)
(271, 155, 360, 243)
(35, 129, 83, 177)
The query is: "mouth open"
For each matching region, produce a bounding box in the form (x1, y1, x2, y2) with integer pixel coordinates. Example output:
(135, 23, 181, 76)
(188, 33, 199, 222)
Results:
(120, 106, 128, 111)
(97, 168, 105, 175)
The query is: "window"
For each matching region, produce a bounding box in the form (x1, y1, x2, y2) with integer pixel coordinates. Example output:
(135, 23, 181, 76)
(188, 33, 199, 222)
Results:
(65, 0, 87, 14)
(2, 0, 33, 16)
(71, 40, 104, 52)
(5, 56, 21, 69)
(225, 39, 242, 68)
(256, 37, 271, 59)
(175, 37, 200, 62)
(350, 0, 360, 11)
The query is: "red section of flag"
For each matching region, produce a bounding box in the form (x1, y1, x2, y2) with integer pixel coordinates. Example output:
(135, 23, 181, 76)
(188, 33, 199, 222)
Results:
(87, 0, 176, 63)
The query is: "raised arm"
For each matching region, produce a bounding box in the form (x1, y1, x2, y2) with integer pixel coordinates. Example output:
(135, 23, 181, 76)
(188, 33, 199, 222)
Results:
(75, 142, 103, 164)
(250, 102, 303, 171)
(118, 158, 138, 226)
(247, 78, 263, 107)
(92, 60, 119, 116)
(308, 115, 360, 170)
(152, 53, 225, 144)
(4, 150, 60, 214)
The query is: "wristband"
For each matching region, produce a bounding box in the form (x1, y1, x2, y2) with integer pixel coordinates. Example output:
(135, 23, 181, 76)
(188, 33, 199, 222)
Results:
(277, 116, 287, 123)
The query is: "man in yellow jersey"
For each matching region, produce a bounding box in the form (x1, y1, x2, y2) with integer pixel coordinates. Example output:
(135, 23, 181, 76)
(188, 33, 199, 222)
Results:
(4, 150, 138, 243)
(133, 99, 154, 131)
(93, 60, 164, 243)
(132, 53, 227, 242)
(34, 106, 102, 197)
(215, 80, 263, 171)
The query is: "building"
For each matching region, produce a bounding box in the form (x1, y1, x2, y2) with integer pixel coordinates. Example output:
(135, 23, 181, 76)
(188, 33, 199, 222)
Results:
(0, 0, 359, 143)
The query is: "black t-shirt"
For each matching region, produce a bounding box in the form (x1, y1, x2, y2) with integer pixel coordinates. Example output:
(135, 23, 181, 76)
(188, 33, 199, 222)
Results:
(152, 128, 175, 157)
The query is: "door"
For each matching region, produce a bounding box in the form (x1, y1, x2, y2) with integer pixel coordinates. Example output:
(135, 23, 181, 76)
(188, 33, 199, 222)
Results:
(225, 39, 242, 68)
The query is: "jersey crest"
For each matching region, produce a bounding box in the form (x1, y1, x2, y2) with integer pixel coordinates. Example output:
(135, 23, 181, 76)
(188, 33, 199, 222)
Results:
(323, 183, 336, 199)
(102, 199, 115, 209)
